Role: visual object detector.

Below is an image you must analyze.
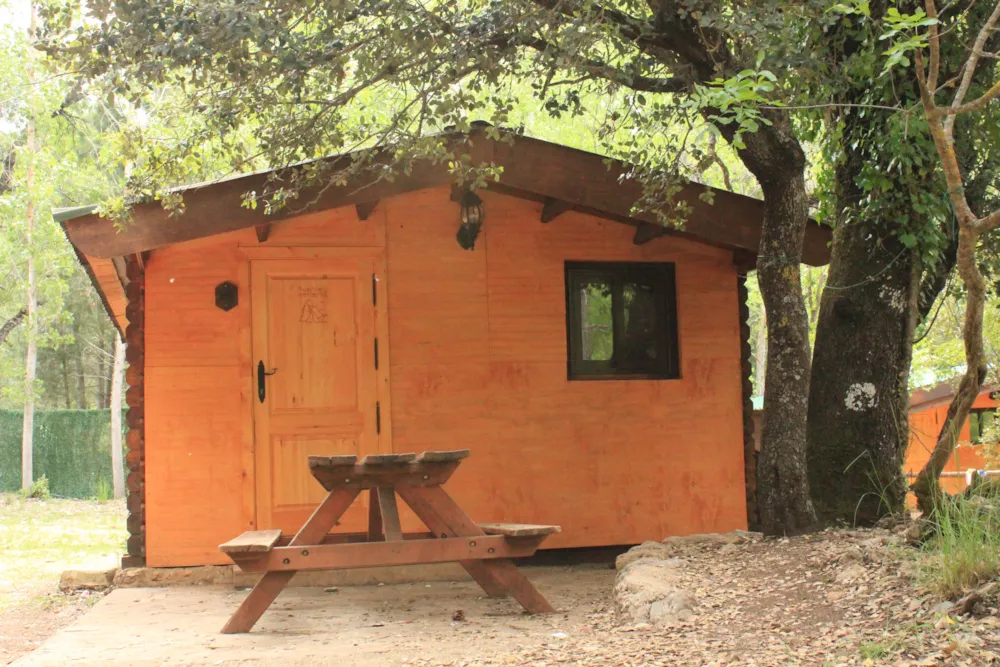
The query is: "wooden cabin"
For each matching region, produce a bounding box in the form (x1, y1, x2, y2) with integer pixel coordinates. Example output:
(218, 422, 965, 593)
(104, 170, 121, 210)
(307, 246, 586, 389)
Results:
(906, 381, 999, 496)
(58, 130, 831, 568)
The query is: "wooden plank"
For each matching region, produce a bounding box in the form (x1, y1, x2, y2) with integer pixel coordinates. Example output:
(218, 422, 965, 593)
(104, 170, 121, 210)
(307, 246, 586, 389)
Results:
(232, 535, 542, 573)
(367, 488, 383, 542)
(254, 224, 270, 243)
(220, 530, 282, 555)
(396, 484, 555, 612)
(359, 453, 416, 466)
(478, 523, 561, 537)
(308, 455, 358, 469)
(309, 461, 460, 490)
(220, 488, 360, 634)
(376, 487, 403, 541)
(274, 530, 436, 547)
(415, 449, 471, 463)
(540, 197, 572, 223)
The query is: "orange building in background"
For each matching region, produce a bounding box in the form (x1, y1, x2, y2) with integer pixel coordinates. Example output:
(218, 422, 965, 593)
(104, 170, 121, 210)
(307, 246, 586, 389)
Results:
(906, 382, 999, 495)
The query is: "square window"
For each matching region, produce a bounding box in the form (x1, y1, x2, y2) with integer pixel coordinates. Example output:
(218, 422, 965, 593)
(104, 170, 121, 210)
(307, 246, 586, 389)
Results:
(969, 408, 997, 444)
(565, 262, 679, 380)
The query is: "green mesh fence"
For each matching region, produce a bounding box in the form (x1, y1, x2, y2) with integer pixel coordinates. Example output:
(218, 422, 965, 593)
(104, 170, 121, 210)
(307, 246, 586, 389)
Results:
(0, 409, 126, 498)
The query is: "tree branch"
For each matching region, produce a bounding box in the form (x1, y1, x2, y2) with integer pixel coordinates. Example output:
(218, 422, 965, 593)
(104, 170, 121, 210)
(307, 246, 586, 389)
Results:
(0, 308, 27, 347)
(945, 0, 1000, 133)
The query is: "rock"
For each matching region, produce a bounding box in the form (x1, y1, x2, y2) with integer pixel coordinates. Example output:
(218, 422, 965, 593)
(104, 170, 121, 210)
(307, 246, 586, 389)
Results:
(932, 600, 955, 615)
(835, 564, 866, 583)
(718, 543, 740, 555)
(59, 567, 118, 591)
(838, 549, 863, 565)
(661, 530, 761, 551)
(649, 592, 697, 626)
(827, 590, 846, 602)
(616, 541, 671, 570)
(114, 565, 233, 588)
(614, 558, 695, 626)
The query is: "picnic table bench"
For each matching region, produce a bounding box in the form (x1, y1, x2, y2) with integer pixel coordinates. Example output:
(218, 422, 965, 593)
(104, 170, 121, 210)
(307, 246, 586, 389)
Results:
(218, 449, 560, 633)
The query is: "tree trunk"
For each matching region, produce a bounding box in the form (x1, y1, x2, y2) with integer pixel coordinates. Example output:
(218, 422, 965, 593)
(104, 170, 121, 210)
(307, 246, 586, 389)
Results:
(754, 307, 766, 394)
(808, 220, 919, 524)
(74, 326, 88, 409)
(20, 4, 38, 492)
(737, 112, 818, 536)
(95, 347, 106, 409)
(61, 356, 72, 409)
(110, 336, 126, 499)
(912, 228, 986, 513)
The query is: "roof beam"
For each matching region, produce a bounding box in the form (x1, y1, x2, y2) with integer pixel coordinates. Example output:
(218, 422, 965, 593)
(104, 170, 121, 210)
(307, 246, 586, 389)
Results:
(254, 224, 271, 243)
(632, 223, 666, 245)
(355, 200, 379, 221)
(540, 197, 572, 223)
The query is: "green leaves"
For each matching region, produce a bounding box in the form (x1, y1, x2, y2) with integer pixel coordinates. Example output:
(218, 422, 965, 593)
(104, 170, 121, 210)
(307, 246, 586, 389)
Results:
(879, 8, 939, 74)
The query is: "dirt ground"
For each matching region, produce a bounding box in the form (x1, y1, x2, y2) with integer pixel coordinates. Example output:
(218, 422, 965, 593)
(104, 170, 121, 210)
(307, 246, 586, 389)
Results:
(0, 496, 124, 665)
(11, 528, 1000, 667)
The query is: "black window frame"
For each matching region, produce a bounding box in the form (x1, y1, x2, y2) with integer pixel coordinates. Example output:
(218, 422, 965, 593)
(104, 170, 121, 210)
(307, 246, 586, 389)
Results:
(969, 407, 997, 444)
(564, 261, 680, 381)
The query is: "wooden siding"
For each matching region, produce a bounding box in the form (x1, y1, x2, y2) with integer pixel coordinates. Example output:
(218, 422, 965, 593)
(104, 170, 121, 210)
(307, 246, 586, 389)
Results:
(85, 256, 127, 332)
(142, 187, 747, 566)
(905, 391, 996, 497)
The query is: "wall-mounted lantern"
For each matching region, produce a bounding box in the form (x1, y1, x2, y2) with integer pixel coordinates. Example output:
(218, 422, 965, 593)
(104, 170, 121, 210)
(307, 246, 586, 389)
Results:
(456, 190, 484, 250)
(215, 281, 238, 311)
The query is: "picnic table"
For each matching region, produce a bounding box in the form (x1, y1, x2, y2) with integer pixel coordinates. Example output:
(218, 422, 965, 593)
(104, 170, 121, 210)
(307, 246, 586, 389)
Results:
(218, 449, 560, 633)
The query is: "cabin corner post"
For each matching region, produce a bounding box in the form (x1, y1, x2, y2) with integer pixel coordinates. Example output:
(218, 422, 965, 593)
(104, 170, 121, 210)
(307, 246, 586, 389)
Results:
(735, 254, 759, 531)
(122, 255, 146, 567)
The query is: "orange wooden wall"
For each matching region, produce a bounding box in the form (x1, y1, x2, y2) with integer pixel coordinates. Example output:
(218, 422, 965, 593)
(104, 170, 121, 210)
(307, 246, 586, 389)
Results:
(141, 186, 747, 567)
(906, 392, 996, 497)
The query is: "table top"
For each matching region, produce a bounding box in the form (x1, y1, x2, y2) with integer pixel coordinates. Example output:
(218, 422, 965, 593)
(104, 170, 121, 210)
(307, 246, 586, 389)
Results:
(308, 450, 471, 490)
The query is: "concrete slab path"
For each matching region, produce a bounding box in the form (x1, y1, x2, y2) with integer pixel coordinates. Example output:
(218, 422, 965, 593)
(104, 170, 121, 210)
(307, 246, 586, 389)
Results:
(12, 565, 613, 666)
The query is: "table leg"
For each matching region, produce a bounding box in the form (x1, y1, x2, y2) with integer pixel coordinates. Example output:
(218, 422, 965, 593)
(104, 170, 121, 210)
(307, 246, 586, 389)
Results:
(368, 488, 383, 542)
(377, 488, 403, 541)
(395, 485, 555, 613)
(221, 488, 360, 633)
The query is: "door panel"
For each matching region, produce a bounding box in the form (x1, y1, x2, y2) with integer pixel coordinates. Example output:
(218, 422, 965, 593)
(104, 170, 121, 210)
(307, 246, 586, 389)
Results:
(252, 258, 384, 534)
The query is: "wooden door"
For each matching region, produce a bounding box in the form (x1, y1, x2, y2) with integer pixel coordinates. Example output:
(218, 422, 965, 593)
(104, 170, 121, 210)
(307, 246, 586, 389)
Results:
(251, 257, 386, 534)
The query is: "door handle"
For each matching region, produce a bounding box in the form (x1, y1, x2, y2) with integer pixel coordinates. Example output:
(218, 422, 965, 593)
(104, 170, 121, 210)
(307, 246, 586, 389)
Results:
(257, 361, 277, 403)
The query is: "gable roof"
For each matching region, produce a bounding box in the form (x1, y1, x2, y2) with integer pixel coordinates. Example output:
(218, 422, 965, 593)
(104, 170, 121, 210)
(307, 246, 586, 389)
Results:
(56, 128, 832, 334)
(910, 380, 1000, 412)
(57, 128, 831, 264)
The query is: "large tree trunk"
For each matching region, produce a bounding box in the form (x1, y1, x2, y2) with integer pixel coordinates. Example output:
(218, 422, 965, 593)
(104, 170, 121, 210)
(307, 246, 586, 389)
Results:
(737, 112, 819, 536)
(807, 217, 919, 525)
(110, 336, 126, 499)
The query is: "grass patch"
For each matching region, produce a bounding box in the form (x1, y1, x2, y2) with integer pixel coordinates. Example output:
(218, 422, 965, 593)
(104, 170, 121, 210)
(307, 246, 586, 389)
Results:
(920, 488, 1000, 598)
(0, 494, 126, 612)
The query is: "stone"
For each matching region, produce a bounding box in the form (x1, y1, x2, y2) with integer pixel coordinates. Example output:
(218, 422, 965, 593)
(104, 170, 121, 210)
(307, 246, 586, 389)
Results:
(114, 565, 233, 588)
(932, 600, 955, 615)
(826, 590, 846, 602)
(59, 567, 118, 591)
(614, 558, 695, 626)
(616, 541, 671, 570)
(838, 549, 863, 565)
(649, 592, 697, 626)
(835, 564, 866, 583)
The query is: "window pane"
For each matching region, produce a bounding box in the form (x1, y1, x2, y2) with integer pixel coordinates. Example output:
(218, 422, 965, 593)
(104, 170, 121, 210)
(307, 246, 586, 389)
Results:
(620, 281, 662, 366)
(579, 281, 613, 361)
